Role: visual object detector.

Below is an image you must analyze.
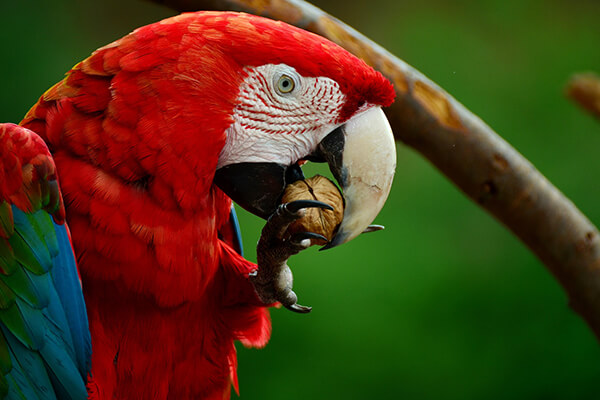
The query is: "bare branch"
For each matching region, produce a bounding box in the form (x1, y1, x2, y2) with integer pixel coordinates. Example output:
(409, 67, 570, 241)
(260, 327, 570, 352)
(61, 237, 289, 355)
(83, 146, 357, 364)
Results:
(566, 73, 600, 120)
(148, 0, 600, 339)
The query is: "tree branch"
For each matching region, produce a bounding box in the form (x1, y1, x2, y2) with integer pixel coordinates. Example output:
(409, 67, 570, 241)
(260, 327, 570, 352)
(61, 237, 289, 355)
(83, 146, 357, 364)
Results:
(148, 0, 600, 339)
(566, 73, 600, 120)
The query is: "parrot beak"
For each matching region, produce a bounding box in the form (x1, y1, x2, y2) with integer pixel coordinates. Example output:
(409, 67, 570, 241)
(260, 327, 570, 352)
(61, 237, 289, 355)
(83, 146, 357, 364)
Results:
(214, 106, 396, 247)
(311, 107, 396, 249)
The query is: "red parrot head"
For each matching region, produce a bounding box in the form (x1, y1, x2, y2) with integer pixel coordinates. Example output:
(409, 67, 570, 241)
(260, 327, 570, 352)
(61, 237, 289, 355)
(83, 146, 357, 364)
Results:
(196, 12, 397, 247)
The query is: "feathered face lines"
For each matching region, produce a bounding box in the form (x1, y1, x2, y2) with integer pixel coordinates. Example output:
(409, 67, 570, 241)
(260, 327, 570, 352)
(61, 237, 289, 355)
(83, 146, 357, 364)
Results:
(218, 64, 347, 168)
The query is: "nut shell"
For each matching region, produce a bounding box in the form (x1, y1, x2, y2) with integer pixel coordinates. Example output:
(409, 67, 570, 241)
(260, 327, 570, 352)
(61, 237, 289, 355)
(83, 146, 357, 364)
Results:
(281, 175, 344, 245)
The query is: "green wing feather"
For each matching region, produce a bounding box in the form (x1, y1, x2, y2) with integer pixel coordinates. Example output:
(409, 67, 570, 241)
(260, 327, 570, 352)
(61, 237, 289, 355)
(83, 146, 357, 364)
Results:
(0, 123, 90, 399)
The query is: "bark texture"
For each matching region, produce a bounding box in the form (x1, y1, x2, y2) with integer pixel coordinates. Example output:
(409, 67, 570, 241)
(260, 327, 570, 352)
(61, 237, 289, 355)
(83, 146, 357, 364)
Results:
(566, 73, 600, 120)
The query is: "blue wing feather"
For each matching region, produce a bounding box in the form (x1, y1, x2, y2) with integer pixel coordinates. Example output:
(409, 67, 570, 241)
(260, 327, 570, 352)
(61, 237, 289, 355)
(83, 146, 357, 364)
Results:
(48, 221, 91, 384)
(11, 212, 52, 275)
(2, 327, 54, 400)
(229, 205, 244, 257)
(4, 375, 26, 400)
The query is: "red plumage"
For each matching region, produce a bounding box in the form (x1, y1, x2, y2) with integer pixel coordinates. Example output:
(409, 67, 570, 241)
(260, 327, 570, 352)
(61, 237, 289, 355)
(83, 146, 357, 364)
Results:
(20, 11, 394, 399)
(0, 123, 65, 226)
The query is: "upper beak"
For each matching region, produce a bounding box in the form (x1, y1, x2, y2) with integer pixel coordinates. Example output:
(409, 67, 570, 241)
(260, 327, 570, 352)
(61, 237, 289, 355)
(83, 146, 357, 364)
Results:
(214, 106, 396, 247)
(313, 107, 396, 248)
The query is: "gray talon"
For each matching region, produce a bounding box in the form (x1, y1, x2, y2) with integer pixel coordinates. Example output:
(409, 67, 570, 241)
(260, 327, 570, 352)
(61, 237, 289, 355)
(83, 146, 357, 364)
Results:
(290, 232, 328, 245)
(285, 304, 312, 313)
(362, 224, 385, 234)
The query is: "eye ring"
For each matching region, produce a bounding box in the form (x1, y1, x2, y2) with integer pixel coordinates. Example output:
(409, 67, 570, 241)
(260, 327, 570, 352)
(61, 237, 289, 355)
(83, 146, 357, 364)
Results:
(277, 74, 296, 94)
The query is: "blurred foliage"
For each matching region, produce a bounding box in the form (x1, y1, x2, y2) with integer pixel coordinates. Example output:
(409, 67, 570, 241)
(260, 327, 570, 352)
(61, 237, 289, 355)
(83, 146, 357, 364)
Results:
(1, 0, 599, 398)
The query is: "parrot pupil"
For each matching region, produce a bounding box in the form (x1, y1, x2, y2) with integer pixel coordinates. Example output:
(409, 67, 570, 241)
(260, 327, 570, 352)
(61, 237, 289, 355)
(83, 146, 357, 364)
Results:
(278, 75, 295, 93)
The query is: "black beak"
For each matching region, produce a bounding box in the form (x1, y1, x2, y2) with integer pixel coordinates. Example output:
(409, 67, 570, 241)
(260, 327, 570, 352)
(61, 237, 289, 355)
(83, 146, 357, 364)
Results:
(214, 162, 305, 219)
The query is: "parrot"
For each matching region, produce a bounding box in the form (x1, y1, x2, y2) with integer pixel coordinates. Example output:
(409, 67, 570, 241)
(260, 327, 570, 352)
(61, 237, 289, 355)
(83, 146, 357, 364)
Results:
(0, 10, 396, 400)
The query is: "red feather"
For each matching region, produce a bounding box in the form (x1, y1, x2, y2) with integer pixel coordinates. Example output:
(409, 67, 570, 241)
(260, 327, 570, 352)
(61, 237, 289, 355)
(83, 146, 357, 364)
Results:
(0, 123, 65, 226)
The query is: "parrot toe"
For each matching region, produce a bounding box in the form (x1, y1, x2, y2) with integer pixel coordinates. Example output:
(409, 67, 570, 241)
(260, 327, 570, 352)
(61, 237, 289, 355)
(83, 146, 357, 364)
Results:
(250, 200, 335, 313)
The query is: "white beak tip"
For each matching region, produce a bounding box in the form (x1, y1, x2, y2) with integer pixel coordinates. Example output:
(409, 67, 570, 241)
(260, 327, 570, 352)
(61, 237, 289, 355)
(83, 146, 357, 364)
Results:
(327, 106, 396, 248)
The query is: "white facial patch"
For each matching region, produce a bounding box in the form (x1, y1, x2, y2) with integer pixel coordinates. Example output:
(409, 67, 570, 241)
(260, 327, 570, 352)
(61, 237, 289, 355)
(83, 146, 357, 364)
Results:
(217, 64, 346, 168)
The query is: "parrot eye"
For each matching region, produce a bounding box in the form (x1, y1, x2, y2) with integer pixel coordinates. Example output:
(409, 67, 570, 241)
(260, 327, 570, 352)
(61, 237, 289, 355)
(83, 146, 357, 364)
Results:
(277, 75, 296, 94)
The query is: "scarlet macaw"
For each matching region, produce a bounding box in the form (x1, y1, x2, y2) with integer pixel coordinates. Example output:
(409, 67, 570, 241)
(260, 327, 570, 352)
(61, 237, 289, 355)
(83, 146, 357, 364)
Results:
(0, 11, 396, 399)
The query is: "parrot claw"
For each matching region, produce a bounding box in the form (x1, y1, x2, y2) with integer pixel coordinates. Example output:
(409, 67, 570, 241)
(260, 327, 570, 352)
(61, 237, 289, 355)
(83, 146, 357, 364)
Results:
(285, 303, 312, 314)
(251, 200, 327, 313)
(290, 232, 328, 247)
(284, 199, 333, 214)
(362, 224, 385, 234)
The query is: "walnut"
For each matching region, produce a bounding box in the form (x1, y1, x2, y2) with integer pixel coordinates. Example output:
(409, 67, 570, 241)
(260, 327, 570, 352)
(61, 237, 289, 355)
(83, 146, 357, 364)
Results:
(281, 175, 344, 245)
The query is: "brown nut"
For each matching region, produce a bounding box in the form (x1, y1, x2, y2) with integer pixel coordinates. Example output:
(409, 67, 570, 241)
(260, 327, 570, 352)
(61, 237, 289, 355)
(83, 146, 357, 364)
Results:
(281, 175, 344, 245)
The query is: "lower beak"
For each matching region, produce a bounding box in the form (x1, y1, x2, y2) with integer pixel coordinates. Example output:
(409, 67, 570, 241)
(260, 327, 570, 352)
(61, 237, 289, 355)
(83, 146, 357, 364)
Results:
(214, 106, 396, 247)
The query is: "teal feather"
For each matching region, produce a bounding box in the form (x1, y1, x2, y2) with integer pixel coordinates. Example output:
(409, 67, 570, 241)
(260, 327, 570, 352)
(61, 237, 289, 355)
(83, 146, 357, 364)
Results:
(0, 207, 90, 399)
(0, 267, 50, 310)
(6, 234, 45, 277)
(0, 333, 11, 376)
(3, 327, 55, 400)
(39, 326, 88, 400)
(0, 305, 34, 350)
(0, 280, 15, 310)
(24, 214, 57, 260)
(4, 376, 26, 400)
(0, 378, 6, 400)
(41, 282, 77, 361)
(50, 224, 91, 377)
(10, 212, 52, 275)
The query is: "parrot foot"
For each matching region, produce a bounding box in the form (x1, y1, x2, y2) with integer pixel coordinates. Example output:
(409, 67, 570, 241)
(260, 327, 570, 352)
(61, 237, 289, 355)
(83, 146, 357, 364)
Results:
(251, 200, 332, 314)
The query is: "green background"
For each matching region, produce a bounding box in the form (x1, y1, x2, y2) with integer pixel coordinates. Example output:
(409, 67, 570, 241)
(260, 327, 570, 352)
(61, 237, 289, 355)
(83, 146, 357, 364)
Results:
(1, 0, 599, 398)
